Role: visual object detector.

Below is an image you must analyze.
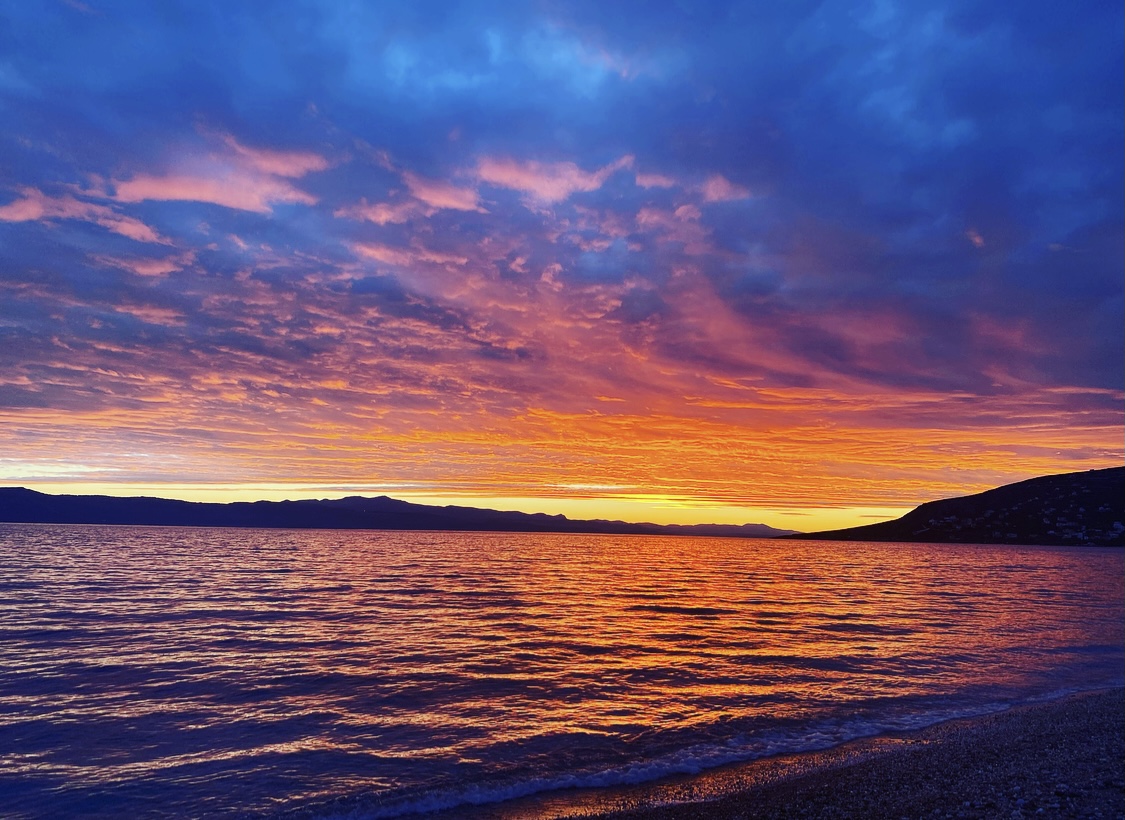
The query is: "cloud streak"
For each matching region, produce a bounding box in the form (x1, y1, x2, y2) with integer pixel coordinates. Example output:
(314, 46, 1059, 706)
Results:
(476, 156, 634, 204)
(113, 135, 329, 213)
(0, 187, 167, 243)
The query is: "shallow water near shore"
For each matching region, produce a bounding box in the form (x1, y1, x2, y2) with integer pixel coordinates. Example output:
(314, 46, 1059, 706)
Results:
(1, 524, 1122, 818)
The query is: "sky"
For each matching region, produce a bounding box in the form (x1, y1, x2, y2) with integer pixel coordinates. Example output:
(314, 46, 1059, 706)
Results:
(0, 0, 1121, 530)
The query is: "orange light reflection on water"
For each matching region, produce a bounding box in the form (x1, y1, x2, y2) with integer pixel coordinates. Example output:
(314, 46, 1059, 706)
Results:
(1, 524, 1122, 817)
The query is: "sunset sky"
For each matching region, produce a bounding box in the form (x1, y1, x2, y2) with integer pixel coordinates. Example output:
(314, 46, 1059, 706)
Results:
(0, 1, 1121, 530)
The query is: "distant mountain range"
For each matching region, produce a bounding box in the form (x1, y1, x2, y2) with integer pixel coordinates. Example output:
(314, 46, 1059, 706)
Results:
(790, 467, 1124, 546)
(2, 468, 1122, 545)
(0, 487, 796, 539)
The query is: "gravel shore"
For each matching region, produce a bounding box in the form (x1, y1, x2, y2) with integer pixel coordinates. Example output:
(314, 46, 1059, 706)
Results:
(583, 689, 1124, 820)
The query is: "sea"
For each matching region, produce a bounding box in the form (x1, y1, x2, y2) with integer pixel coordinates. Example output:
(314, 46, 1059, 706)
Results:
(1, 524, 1122, 818)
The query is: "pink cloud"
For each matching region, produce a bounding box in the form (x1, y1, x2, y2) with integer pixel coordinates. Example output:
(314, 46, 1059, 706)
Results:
(335, 198, 427, 225)
(100, 213, 167, 243)
(113, 134, 329, 214)
(114, 172, 316, 213)
(0, 188, 53, 222)
(635, 172, 676, 189)
(0, 187, 168, 243)
(637, 204, 700, 230)
(94, 250, 194, 277)
(334, 168, 483, 226)
(352, 242, 414, 267)
(701, 174, 751, 202)
(569, 236, 614, 252)
(476, 155, 634, 204)
(402, 172, 483, 212)
(636, 205, 712, 255)
(573, 205, 633, 239)
(112, 304, 187, 326)
(352, 241, 468, 268)
(416, 247, 469, 266)
(221, 135, 330, 177)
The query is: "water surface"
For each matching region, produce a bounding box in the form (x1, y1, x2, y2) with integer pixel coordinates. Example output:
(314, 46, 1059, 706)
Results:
(0, 525, 1121, 817)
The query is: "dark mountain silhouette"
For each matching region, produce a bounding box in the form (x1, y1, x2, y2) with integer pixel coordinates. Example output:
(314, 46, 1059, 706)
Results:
(790, 467, 1124, 546)
(0, 487, 796, 538)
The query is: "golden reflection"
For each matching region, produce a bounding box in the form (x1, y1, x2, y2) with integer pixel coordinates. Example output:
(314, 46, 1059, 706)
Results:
(1, 524, 1121, 817)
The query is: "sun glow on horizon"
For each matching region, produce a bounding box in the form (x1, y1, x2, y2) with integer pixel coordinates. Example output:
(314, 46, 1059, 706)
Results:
(1, 479, 928, 532)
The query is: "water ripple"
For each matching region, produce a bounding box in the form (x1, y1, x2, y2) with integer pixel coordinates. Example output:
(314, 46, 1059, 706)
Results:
(0, 524, 1121, 818)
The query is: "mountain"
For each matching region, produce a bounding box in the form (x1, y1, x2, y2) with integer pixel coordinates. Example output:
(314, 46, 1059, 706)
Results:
(789, 467, 1124, 546)
(0, 488, 797, 539)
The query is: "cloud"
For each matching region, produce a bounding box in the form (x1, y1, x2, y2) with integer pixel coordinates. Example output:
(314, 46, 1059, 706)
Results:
(352, 242, 414, 267)
(700, 174, 750, 202)
(635, 172, 676, 189)
(0, 186, 167, 243)
(334, 163, 483, 226)
(221, 135, 330, 177)
(114, 171, 315, 214)
(112, 303, 187, 326)
(352, 241, 468, 269)
(476, 155, 634, 204)
(93, 250, 195, 277)
(0, 0, 1120, 512)
(402, 171, 483, 212)
(335, 199, 426, 225)
(113, 135, 328, 213)
(635, 204, 712, 255)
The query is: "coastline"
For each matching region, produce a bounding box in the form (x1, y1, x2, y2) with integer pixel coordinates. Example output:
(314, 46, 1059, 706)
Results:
(567, 688, 1124, 820)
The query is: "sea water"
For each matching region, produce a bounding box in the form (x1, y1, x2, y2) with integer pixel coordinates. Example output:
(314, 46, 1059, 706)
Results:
(0, 524, 1121, 818)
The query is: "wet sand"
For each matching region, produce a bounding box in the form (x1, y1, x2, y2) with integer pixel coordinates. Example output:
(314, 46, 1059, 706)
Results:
(581, 689, 1124, 820)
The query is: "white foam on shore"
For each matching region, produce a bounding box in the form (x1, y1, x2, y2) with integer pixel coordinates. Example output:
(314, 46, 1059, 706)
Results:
(315, 686, 1122, 820)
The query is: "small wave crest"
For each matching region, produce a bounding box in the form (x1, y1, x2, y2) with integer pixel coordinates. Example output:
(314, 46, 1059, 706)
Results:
(309, 694, 1064, 820)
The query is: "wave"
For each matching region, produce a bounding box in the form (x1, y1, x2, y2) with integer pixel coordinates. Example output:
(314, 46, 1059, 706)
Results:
(307, 684, 1120, 820)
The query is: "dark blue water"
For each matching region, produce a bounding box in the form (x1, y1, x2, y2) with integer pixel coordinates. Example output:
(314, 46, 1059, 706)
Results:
(0, 524, 1121, 818)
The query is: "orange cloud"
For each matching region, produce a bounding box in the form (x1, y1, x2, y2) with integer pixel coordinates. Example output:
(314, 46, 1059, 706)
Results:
(3, 308, 1119, 527)
(4, 142, 1119, 531)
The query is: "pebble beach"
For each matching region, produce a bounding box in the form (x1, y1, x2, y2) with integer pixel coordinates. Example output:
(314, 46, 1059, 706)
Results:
(585, 689, 1124, 820)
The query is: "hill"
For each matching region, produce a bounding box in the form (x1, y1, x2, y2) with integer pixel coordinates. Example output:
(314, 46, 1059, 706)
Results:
(0, 488, 796, 539)
(790, 467, 1124, 546)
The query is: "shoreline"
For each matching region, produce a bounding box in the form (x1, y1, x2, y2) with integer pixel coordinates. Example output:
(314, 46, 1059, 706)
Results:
(460, 689, 1124, 820)
(577, 688, 1125, 819)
